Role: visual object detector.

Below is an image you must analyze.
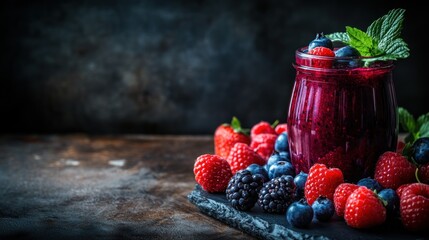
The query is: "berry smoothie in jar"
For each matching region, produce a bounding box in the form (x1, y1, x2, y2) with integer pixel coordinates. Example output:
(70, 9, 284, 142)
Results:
(287, 8, 409, 182)
(288, 49, 397, 182)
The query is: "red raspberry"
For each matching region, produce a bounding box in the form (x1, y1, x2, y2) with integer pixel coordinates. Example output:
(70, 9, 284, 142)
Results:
(304, 163, 344, 205)
(417, 163, 429, 184)
(250, 121, 277, 138)
(227, 143, 266, 174)
(308, 46, 335, 68)
(274, 123, 288, 134)
(344, 186, 386, 228)
(193, 154, 232, 193)
(250, 133, 277, 160)
(374, 151, 416, 190)
(317, 147, 353, 181)
(333, 183, 359, 217)
(214, 117, 250, 158)
(396, 183, 413, 199)
(399, 183, 429, 231)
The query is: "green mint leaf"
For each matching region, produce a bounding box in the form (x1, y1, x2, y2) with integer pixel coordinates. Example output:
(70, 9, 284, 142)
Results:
(325, 32, 349, 43)
(366, 14, 385, 41)
(398, 107, 417, 137)
(417, 112, 429, 128)
(346, 26, 382, 56)
(373, 9, 408, 59)
(379, 9, 405, 44)
(418, 122, 429, 139)
(368, 9, 405, 43)
(379, 38, 410, 59)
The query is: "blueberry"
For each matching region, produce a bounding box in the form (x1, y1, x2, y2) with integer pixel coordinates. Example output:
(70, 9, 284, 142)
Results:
(334, 46, 361, 68)
(411, 137, 429, 165)
(246, 163, 269, 182)
(265, 152, 289, 172)
(278, 151, 291, 162)
(378, 188, 399, 218)
(357, 177, 383, 193)
(286, 199, 314, 228)
(308, 32, 333, 51)
(311, 196, 334, 222)
(268, 161, 295, 179)
(294, 171, 308, 199)
(275, 132, 289, 153)
(334, 45, 361, 57)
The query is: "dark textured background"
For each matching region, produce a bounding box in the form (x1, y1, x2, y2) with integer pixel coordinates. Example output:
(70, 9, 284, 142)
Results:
(1, 0, 427, 134)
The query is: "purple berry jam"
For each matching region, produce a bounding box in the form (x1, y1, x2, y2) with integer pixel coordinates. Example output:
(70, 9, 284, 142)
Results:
(287, 48, 398, 182)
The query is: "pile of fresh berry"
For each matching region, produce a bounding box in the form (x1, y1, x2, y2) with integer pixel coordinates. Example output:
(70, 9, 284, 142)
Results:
(193, 115, 429, 232)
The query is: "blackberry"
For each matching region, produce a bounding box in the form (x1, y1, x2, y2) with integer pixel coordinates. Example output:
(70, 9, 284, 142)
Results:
(226, 170, 264, 211)
(258, 175, 296, 214)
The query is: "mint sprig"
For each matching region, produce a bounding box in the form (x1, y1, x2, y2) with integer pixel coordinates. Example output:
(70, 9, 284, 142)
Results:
(326, 8, 410, 65)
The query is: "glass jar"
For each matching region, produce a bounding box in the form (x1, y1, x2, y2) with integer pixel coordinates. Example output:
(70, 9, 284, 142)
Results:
(287, 47, 398, 182)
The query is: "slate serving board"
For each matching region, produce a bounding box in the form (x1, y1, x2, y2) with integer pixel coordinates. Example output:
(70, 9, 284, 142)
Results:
(188, 184, 427, 240)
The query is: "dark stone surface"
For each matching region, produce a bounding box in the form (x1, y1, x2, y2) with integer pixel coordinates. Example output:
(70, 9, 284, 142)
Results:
(0, 135, 253, 240)
(188, 185, 428, 240)
(0, 1, 428, 134)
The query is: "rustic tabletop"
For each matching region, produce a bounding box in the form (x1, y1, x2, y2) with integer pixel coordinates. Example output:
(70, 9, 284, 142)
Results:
(0, 135, 254, 240)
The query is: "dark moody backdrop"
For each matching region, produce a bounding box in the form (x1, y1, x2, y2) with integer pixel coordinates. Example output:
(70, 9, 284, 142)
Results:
(1, 0, 427, 134)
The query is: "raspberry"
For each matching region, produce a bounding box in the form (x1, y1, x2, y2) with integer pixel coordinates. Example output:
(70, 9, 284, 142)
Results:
(308, 46, 335, 68)
(193, 154, 232, 193)
(258, 175, 295, 214)
(274, 123, 288, 134)
(396, 183, 413, 199)
(250, 121, 277, 138)
(399, 183, 429, 231)
(317, 146, 353, 181)
(344, 186, 386, 228)
(226, 170, 264, 211)
(227, 143, 266, 174)
(250, 133, 277, 160)
(304, 163, 344, 205)
(333, 183, 359, 217)
(374, 151, 416, 190)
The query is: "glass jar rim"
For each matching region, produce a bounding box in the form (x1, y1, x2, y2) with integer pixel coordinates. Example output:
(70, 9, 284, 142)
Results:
(295, 47, 394, 72)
